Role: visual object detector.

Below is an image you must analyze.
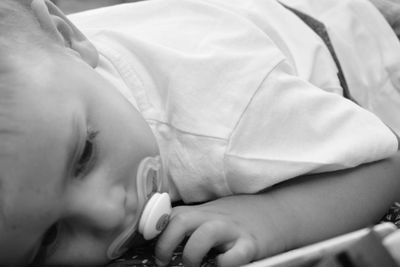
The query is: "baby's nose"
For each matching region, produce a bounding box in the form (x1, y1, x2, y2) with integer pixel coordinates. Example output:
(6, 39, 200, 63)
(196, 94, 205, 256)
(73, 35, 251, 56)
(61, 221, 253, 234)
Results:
(66, 183, 127, 231)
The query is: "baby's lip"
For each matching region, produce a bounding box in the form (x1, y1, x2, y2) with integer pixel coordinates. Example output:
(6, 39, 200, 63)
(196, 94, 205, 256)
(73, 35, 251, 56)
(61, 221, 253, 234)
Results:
(107, 182, 146, 259)
(125, 188, 138, 221)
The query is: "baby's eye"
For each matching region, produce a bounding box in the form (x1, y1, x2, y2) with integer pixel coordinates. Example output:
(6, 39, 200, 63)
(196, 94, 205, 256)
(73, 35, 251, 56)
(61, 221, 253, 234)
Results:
(32, 223, 60, 265)
(42, 223, 59, 249)
(74, 129, 98, 178)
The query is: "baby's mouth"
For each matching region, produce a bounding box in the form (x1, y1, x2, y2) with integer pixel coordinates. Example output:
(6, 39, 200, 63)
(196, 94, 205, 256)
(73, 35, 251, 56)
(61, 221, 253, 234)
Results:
(106, 156, 171, 260)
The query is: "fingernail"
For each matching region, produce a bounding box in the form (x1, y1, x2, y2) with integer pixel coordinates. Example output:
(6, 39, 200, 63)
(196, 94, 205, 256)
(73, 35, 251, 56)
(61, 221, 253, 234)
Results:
(155, 257, 168, 266)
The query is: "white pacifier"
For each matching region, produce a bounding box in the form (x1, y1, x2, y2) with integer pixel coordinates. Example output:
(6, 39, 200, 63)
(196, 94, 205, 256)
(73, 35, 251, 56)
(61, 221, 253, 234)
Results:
(107, 156, 172, 260)
(138, 192, 171, 240)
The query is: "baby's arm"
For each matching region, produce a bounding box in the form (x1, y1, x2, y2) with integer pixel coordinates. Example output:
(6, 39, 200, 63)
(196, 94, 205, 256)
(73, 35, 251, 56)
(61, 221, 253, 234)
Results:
(155, 151, 400, 267)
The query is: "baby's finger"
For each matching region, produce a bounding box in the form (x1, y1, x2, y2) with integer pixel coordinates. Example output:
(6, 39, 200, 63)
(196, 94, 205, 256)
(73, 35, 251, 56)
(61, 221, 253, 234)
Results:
(216, 238, 257, 267)
(182, 221, 237, 267)
(155, 212, 205, 266)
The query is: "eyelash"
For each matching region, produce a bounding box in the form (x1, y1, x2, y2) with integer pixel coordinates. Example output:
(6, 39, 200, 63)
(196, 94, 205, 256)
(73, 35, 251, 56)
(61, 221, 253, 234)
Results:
(32, 223, 61, 265)
(73, 128, 99, 178)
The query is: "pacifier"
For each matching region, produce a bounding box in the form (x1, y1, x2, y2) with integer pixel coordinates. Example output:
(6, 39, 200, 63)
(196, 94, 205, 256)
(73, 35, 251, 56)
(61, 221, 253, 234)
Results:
(107, 156, 172, 260)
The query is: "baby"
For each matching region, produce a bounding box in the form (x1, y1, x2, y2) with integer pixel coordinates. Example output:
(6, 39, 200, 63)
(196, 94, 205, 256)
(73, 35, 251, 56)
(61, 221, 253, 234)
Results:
(0, 0, 400, 266)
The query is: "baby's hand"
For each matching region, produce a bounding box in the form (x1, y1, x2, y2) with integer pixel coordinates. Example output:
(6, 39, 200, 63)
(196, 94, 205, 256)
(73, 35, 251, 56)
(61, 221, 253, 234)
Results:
(154, 194, 289, 267)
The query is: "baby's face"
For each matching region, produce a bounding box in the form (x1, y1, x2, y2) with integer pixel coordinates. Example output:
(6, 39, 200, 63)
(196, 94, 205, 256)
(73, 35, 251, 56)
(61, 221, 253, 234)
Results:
(0, 52, 158, 266)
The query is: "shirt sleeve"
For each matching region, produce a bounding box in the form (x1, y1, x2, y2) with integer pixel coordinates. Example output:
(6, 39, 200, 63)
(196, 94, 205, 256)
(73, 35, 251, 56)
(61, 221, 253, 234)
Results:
(224, 60, 399, 195)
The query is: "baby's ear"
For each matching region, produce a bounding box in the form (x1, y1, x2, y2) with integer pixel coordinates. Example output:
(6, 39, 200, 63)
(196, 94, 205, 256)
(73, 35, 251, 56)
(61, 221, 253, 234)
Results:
(30, 0, 98, 67)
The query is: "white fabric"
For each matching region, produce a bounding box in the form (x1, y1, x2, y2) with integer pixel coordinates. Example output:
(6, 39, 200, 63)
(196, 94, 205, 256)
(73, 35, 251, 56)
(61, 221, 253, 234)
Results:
(69, 0, 399, 203)
(279, 0, 400, 138)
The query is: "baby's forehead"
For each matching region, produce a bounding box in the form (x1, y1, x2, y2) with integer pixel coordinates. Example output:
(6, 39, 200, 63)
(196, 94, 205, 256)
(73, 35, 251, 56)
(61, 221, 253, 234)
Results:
(0, 53, 50, 95)
(0, 79, 28, 151)
(0, 70, 43, 120)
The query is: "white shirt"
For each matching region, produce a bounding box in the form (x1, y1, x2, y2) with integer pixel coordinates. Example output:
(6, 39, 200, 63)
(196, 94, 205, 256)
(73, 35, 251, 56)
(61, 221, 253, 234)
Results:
(69, 0, 399, 203)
